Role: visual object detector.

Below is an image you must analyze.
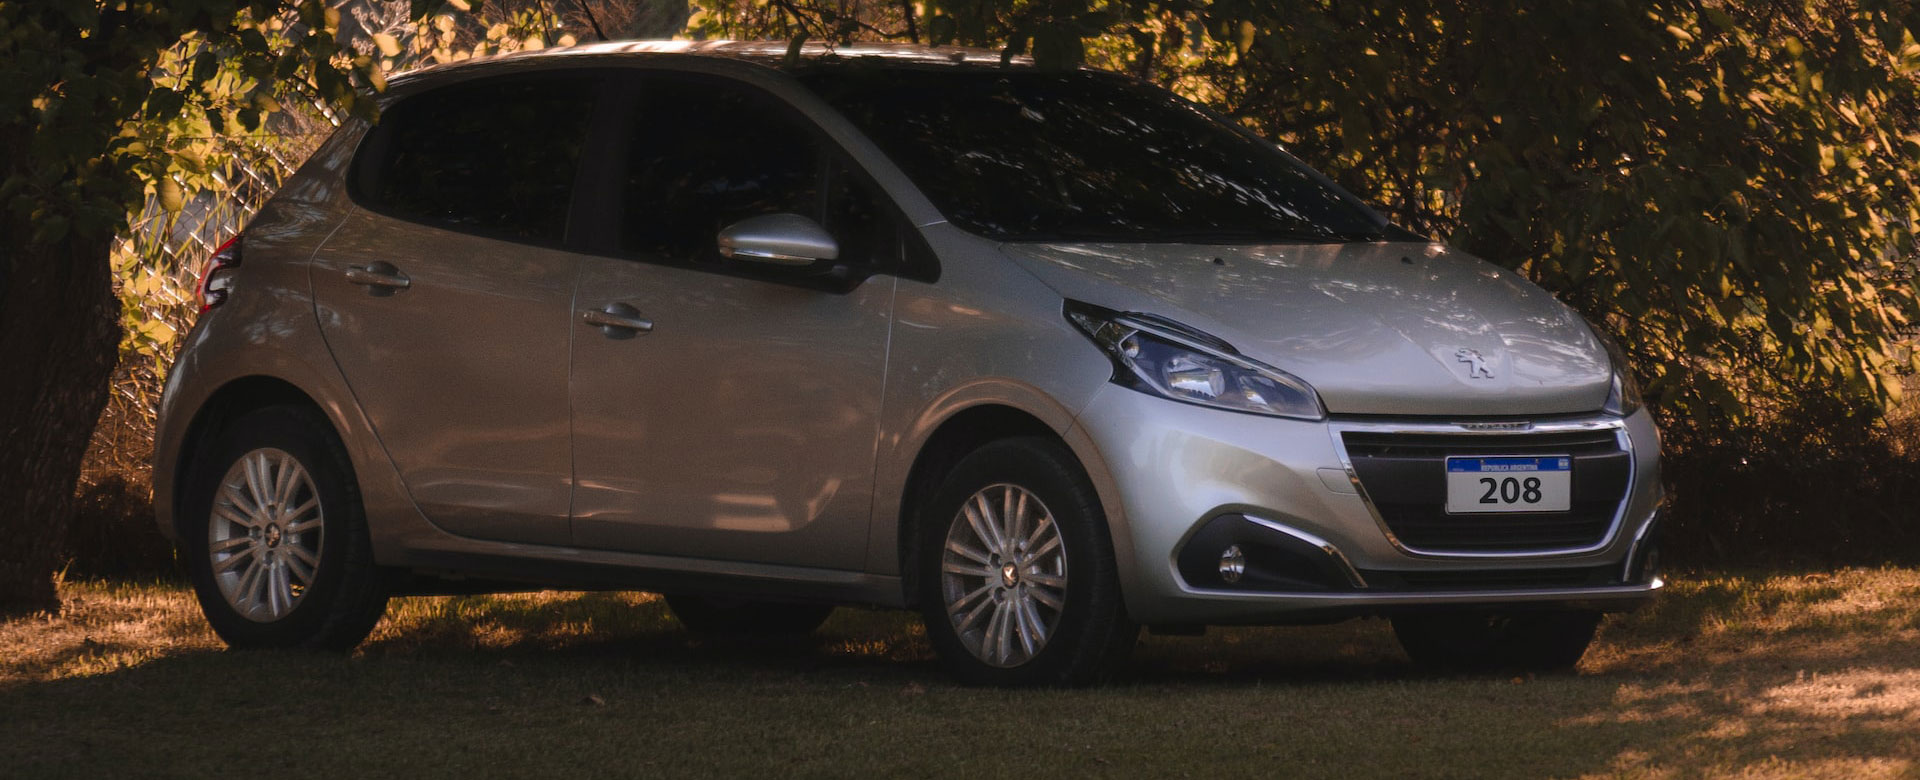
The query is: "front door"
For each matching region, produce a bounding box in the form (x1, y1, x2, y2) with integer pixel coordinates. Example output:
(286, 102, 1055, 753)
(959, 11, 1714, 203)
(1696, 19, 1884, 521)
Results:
(567, 74, 897, 569)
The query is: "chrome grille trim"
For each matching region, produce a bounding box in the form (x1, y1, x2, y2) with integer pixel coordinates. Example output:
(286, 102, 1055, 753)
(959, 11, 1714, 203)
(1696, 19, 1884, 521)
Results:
(1327, 416, 1636, 559)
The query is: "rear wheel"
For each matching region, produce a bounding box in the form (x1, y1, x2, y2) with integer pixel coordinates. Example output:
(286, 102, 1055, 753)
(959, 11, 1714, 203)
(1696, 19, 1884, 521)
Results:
(916, 437, 1136, 686)
(1391, 610, 1602, 672)
(663, 594, 834, 635)
(180, 405, 389, 650)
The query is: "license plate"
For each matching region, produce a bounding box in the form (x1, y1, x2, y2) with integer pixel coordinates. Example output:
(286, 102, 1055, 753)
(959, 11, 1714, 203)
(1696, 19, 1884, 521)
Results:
(1445, 456, 1572, 514)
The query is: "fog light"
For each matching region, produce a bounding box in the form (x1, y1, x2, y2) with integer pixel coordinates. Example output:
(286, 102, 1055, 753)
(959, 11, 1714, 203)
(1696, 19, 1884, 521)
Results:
(1218, 545, 1245, 583)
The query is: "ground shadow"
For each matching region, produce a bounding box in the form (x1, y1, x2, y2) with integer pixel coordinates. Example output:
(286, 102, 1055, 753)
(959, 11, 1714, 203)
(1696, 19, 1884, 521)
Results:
(3, 578, 1917, 777)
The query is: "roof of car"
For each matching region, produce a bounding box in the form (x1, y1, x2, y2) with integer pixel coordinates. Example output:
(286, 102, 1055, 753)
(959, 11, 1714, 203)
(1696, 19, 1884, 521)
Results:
(387, 40, 1037, 88)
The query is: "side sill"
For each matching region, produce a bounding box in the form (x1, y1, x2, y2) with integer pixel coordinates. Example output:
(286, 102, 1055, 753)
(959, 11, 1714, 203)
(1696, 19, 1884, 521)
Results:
(389, 543, 906, 607)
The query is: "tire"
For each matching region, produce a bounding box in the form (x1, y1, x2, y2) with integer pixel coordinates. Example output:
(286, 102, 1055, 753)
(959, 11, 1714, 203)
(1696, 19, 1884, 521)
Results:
(664, 594, 835, 635)
(179, 405, 389, 651)
(1391, 609, 1602, 673)
(915, 436, 1137, 686)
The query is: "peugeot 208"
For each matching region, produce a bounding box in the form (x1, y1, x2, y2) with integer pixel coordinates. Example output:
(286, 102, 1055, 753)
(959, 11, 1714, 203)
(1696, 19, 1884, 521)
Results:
(155, 41, 1662, 685)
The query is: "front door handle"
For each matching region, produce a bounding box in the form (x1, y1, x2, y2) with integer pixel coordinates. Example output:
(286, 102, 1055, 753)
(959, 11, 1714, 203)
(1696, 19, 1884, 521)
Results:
(345, 262, 411, 296)
(582, 302, 653, 338)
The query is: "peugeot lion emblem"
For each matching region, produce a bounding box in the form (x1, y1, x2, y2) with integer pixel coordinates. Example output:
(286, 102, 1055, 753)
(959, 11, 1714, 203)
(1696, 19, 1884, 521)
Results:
(1455, 348, 1495, 379)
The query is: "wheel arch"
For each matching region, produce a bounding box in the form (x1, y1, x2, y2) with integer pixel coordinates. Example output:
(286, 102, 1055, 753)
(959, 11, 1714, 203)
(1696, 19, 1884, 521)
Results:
(163, 376, 337, 537)
(889, 398, 1129, 610)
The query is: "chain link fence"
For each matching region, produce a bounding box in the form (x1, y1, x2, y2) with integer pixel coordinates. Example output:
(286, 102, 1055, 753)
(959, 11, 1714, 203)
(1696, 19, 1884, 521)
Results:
(73, 118, 335, 579)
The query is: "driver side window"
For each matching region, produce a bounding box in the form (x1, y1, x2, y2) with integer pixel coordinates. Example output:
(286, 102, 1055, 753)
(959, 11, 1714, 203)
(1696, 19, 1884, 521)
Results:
(623, 78, 822, 266)
(620, 75, 902, 278)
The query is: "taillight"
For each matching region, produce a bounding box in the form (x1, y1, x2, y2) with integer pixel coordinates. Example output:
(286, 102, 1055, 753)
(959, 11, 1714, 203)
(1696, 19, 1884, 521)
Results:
(198, 235, 243, 312)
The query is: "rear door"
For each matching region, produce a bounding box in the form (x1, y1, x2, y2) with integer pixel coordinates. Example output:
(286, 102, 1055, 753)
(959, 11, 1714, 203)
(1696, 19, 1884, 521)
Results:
(565, 73, 901, 569)
(311, 72, 604, 545)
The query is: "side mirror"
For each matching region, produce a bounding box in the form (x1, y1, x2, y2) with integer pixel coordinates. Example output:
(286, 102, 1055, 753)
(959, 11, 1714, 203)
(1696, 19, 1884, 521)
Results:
(717, 213, 839, 270)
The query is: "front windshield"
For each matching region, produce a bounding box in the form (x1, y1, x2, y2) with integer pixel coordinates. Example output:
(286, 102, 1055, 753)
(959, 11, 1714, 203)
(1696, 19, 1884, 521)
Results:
(797, 65, 1386, 243)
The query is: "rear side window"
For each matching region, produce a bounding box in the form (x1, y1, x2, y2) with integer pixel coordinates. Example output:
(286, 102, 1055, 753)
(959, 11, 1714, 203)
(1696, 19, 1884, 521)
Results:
(354, 75, 598, 244)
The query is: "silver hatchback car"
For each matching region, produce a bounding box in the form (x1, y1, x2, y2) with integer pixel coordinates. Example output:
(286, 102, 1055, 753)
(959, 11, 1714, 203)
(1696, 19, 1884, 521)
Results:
(156, 41, 1662, 685)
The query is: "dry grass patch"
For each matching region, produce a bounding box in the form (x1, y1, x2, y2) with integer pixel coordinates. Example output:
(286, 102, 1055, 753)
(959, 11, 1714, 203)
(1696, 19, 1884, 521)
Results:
(1589, 568, 1920, 674)
(0, 580, 218, 684)
(2, 569, 1918, 778)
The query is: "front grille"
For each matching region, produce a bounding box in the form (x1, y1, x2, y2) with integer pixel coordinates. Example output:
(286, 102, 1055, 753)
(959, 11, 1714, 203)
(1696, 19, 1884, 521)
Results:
(1341, 427, 1630, 553)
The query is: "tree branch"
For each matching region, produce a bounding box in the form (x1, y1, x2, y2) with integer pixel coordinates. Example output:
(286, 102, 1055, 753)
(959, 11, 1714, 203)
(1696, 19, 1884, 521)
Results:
(578, 0, 609, 41)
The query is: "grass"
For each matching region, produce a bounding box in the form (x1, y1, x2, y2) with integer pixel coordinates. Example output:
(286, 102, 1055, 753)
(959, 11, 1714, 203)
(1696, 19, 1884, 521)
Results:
(3, 570, 1919, 778)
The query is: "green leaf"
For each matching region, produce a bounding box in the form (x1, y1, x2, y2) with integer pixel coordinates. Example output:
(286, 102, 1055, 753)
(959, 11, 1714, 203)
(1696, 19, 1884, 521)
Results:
(239, 28, 269, 53)
(374, 33, 402, 57)
(145, 88, 186, 121)
(157, 179, 184, 214)
(191, 51, 219, 84)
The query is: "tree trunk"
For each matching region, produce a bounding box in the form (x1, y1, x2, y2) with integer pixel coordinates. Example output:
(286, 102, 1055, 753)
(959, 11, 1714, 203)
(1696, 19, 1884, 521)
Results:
(0, 237, 122, 616)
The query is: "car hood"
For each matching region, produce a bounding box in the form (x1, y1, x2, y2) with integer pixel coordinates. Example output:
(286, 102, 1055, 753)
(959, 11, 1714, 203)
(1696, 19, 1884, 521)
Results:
(1001, 241, 1612, 417)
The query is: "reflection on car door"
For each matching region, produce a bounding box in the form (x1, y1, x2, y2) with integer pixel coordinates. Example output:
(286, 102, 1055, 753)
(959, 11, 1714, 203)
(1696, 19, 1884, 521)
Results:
(567, 74, 896, 570)
(312, 74, 602, 546)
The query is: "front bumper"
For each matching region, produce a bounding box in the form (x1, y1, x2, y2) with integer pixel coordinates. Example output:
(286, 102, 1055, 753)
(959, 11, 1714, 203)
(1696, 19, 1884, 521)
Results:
(1069, 384, 1664, 625)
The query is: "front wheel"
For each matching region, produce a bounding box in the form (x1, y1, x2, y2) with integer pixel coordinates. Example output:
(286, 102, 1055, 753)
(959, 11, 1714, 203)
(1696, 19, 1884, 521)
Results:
(916, 437, 1137, 686)
(180, 405, 389, 650)
(1391, 610, 1602, 672)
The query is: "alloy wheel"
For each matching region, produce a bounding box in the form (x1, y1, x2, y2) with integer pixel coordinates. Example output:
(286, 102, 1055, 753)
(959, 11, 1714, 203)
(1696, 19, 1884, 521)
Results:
(208, 448, 325, 622)
(940, 483, 1068, 668)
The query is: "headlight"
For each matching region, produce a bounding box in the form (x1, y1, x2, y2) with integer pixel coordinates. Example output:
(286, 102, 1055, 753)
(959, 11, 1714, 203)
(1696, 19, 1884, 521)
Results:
(1066, 303, 1324, 420)
(1588, 320, 1644, 417)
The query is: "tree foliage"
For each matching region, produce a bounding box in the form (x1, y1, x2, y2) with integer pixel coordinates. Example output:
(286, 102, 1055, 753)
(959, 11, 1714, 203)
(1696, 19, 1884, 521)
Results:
(0, 0, 386, 613)
(3, 1, 384, 257)
(735, 0, 1920, 444)
(1196, 2, 1920, 443)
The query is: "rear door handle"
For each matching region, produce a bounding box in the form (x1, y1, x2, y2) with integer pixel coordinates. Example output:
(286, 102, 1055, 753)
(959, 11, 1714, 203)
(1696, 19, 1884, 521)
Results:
(582, 302, 653, 338)
(345, 262, 411, 295)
